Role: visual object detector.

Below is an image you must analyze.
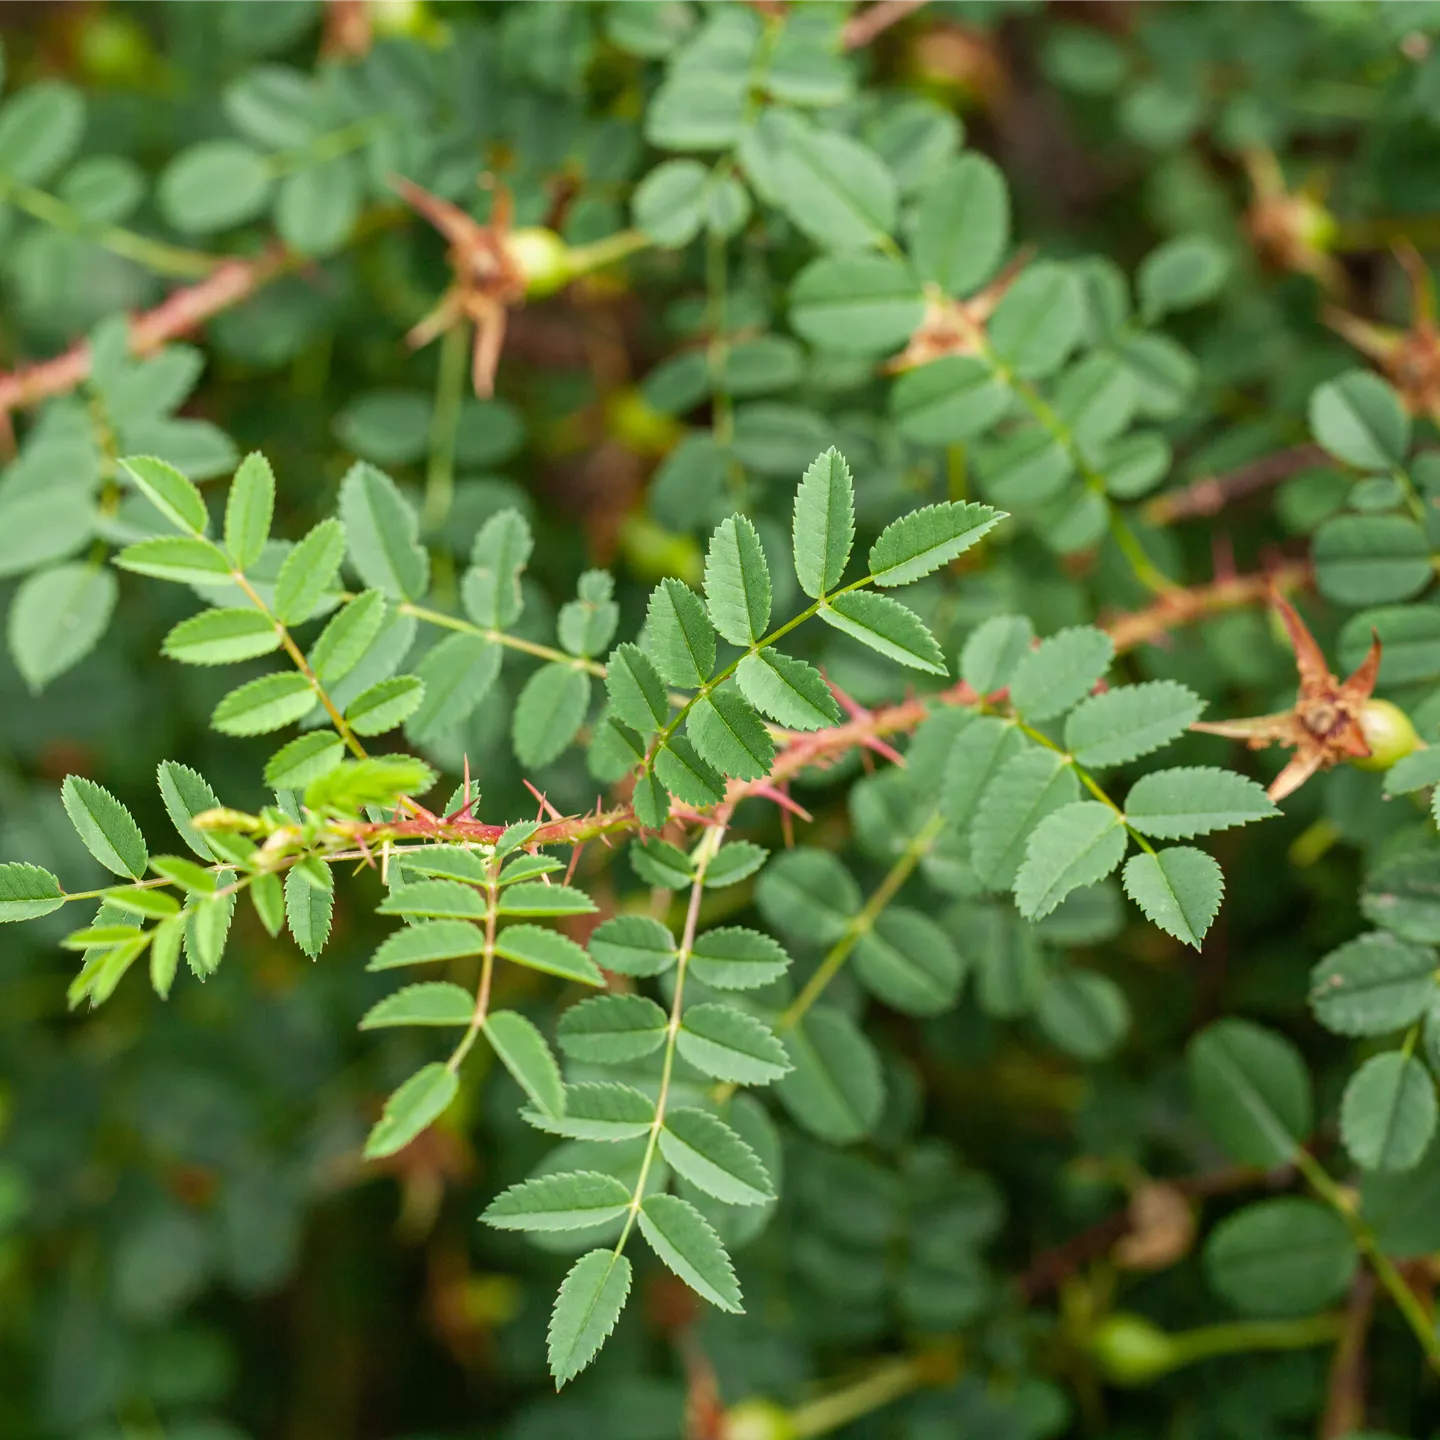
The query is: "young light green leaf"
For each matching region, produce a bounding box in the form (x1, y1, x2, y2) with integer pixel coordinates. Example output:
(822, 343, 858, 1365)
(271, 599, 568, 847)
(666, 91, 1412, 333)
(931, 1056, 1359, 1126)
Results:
(1341, 1051, 1437, 1173)
(463, 508, 532, 629)
(338, 460, 428, 601)
(150, 914, 184, 999)
(960, 613, 1034, 696)
(1014, 801, 1126, 920)
(655, 737, 727, 805)
(819, 591, 945, 673)
(688, 690, 774, 781)
(250, 871, 284, 937)
(496, 883, 597, 917)
(660, 1108, 774, 1206)
(792, 447, 855, 598)
(853, 907, 965, 1015)
(637, 1193, 743, 1312)
(1122, 846, 1223, 949)
(513, 663, 590, 769)
(690, 926, 790, 990)
(1063, 681, 1203, 769)
(0, 862, 65, 922)
(360, 980, 472, 1028)
(156, 760, 220, 860)
(647, 578, 717, 687)
(677, 1003, 790, 1084)
(163, 607, 281, 665)
(494, 925, 605, 985)
(1309, 933, 1438, 1037)
(211, 671, 315, 735)
(485, 1010, 565, 1122)
(605, 642, 671, 734)
(120, 455, 208, 535)
(363, 1062, 459, 1159)
(558, 993, 669, 1062)
(704, 514, 773, 645)
(776, 1006, 884, 1143)
(225, 451, 275, 569)
(62, 775, 148, 879)
(265, 731, 345, 789)
(1124, 767, 1279, 838)
(273, 518, 346, 625)
(484, 1171, 633, 1232)
(867, 501, 1003, 587)
(735, 649, 841, 730)
(558, 570, 619, 659)
(368, 919, 485, 970)
(347, 674, 425, 736)
(1008, 626, 1113, 721)
(548, 1250, 633, 1388)
(310, 589, 387, 683)
(284, 859, 333, 958)
(1187, 1018, 1312, 1168)
(523, 1082, 654, 1141)
(588, 915, 677, 978)
(116, 535, 231, 585)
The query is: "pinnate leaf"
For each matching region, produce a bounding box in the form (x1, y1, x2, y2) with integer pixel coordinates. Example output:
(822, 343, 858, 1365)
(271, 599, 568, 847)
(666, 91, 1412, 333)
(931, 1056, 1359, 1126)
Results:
(736, 649, 841, 730)
(225, 451, 274, 569)
(637, 1193, 742, 1312)
(363, 1062, 459, 1159)
(62, 776, 148, 879)
(647, 578, 716, 687)
(705, 514, 773, 645)
(867, 501, 1003, 587)
(819, 591, 945, 673)
(548, 1250, 633, 1387)
(1122, 846, 1222, 949)
(1063, 681, 1203, 768)
(1124, 767, 1278, 839)
(792, 447, 855, 598)
(1015, 802, 1126, 920)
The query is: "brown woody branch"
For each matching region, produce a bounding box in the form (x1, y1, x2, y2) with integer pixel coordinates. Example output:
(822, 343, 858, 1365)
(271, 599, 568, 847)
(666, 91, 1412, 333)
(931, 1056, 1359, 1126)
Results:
(842, 0, 929, 50)
(1143, 445, 1328, 526)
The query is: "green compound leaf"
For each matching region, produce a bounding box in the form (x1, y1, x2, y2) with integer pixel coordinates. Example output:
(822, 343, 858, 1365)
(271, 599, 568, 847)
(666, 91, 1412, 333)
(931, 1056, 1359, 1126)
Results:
(1063, 680, 1204, 769)
(1124, 767, 1279, 839)
(819, 591, 945, 673)
(688, 690, 774, 781)
(677, 1003, 790, 1084)
(338, 461, 428, 602)
(655, 736, 728, 805)
(116, 535, 231, 586)
(587, 915, 677, 978)
(637, 1193, 743, 1313)
(1204, 1198, 1357, 1319)
(494, 925, 605, 986)
(0, 862, 65, 923)
(971, 748, 1081, 893)
(867, 501, 1004, 587)
(463, 508, 532, 629)
(548, 1249, 633, 1388)
(273, 518, 346, 625)
(1341, 1051, 1437, 1173)
(284, 859, 333, 959)
(347, 675, 426, 736)
(1122, 846, 1223, 949)
(484, 1010, 565, 1123)
(557, 994, 669, 1062)
(523, 1082, 654, 1142)
(647, 578, 717, 688)
(704, 515, 773, 646)
(1015, 802, 1126, 920)
(225, 451, 275, 569)
(1188, 1018, 1312, 1168)
(605, 643, 671, 734)
(792, 447, 855, 598)
(62, 775, 148, 879)
(1309, 933, 1438, 1037)
(120, 455, 208, 535)
(367, 919, 485, 971)
(736, 648, 842, 731)
(853, 907, 965, 1015)
(1309, 368, 1410, 471)
(211, 671, 315, 736)
(1008, 625, 1113, 722)
(360, 980, 472, 1029)
(363, 1062, 459, 1160)
(660, 1108, 774, 1206)
(484, 1171, 633, 1232)
(513, 663, 591, 769)
(690, 926, 791, 991)
(163, 607, 281, 666)
(309, 589, 387, 684)
(776, 1005, 884, 1143)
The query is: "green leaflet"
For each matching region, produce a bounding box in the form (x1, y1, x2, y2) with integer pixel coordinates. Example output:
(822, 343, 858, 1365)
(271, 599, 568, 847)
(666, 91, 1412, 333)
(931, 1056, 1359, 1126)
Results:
(970, 748, 1080, 893)
(587, 915, 677, 977)
(1384, 747, 1440, 795)
(8, 562, 117, 691)
(1309, 933, 1438, 1037)
(776, 1006, 884, 1143)
(273, 518, 346, 625)
(523, 1082, 654, 1142)
(655, 737, 727, 805)
(1007, 626, 1113, 722)
(304, 756, 435, 813)
(690, 926, 791, 990)
(853, 907, 965, 1016)
(1063, 681, 1204, 769)
(1122, 847, 1222, 950)
(485, 1010, 565, 1122)
(0, 862, 65, 923)
(120, 454, 208, 535)
(755, 847, 860, 944)
(637, 1193, 743, 1313)
(1187, 1018, 1312, 1169)
(1309, 369, 1410, 471)
(867, 501, 1004, 587)
(496, 883, 597, 917)
(406, 634, 500, 744)
(704, 840, 768, 888)
(513, 663, 590, 769)
(378, 879, 487, 920)
(678, 1003, 790, 1084)
(735, 649, 841, 730)
(150, 915, 185, 999)
(548, 1250, 633, 1388)
(557, 993, 669, 1062)
(62, 775, 148, 879)
(156, 761, 221, 860)
(558, 571, 619, 659)
(660, 1108, 774, 1206)
(704, 514, 772, 645)
(364, 1062, 459, 1159)
(225, 451, 275, 569)
(960, 613, 1034, 696)
(117, 535, 231, 586)
(1203, 1198, 1356, 1319)
(338, 461, 428, 602)
(1035, 969, 1130, 1061)
(940, 717, 1025, 829)
(360, 980, 472, 1028)
(818, 591, 945, 673)
(284, 859, 333, 958)
(1124, 767, 1278, 839)
(309, 589, 387, 683)
(912, 152, 1009, 297)
(212, 671, 316, 736)
(1014, 802, 1126, 920)
(605, 643, 670, 734)
(401, 847, 487, 883)
(164, 606, 281, 666)
(485, 1171, 633, 1232)
(1341, 1052, 1436, 1173)
(687, 690, 774, 780)
(368, 920, 485, 970)
(792, 447, 855, 598)
(346, 675, 425, 736)
(250, 872, 284, 938)
(630, 838, 694, 889)
(463, 508, 532, 629)
(494, 925, 604, 985)
(646, 577, 716, 687)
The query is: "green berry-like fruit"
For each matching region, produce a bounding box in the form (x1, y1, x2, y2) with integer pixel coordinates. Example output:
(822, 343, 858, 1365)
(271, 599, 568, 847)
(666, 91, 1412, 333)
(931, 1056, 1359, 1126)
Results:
(1088, 1313, 1179, 1386)
(509, 228, 572, 298)
(721, 1400, 797, 1440)
(1353, 699, 1421, 771)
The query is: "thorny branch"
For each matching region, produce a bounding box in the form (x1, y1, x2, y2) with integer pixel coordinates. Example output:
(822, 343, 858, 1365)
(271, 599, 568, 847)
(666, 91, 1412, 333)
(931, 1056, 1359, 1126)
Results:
(841, 0, 930, 50)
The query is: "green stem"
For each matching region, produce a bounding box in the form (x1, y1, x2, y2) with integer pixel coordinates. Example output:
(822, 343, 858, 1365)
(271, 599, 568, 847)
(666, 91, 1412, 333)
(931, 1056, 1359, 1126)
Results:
(1168, 1312, 1344, 1366)
(422, 319, 469, 536)
(565, 228, 651, 277)
(397, 601, 605, 675)
(789, 1355, 933, 1438)
(449, 855, 500, 1073)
